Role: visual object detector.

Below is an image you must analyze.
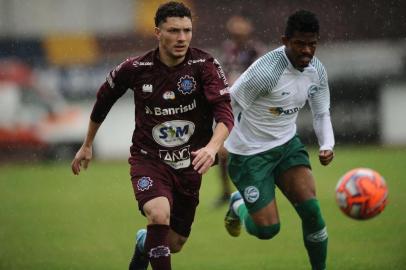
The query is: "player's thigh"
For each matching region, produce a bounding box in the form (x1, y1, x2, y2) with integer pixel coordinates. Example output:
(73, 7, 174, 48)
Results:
(129, 155, 174, 219)
(228, 151, 279, 220)
(274, 136, 315, 204)
(277, 165, 316, 204)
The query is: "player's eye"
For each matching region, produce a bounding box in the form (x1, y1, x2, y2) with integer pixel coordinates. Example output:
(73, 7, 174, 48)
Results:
(295, 41, 306, 47)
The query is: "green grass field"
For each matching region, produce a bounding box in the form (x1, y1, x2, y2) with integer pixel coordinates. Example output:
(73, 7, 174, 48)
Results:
(1, 146, 405, 270)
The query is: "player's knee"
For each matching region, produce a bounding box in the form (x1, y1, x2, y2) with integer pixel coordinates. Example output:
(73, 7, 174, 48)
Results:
(252, 223, 281, 240)
(147, 209, 170, 225)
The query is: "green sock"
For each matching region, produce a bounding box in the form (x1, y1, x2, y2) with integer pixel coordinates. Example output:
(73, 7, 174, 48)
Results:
(295, 199, 328, 270)
(237, 203, 256, 233)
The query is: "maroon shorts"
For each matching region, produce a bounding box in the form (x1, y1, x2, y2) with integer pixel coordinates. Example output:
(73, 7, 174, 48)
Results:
(129, 155, 202, 237)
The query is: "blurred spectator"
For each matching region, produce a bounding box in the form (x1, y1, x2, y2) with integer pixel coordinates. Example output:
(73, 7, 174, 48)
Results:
(215, 15, 267, 207)
(221, 15, 267, 84)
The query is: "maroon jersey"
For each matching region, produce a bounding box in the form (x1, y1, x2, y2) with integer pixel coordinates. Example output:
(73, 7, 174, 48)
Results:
(91, 47, 233, 170)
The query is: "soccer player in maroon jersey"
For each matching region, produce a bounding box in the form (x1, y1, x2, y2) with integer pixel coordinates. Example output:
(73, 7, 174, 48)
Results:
(71, 2, 233, 270)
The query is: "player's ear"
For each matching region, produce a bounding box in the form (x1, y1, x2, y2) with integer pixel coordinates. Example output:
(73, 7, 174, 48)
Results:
(281, 35, 289, 46)
(154, 27, 161, 40)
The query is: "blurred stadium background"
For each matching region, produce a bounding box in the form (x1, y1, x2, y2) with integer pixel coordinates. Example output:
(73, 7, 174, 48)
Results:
(0, 0, 405, 160)
(0, 1, 405, 269)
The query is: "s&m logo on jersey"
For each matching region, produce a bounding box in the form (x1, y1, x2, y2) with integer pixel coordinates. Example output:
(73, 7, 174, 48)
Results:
(177, 75, 196, 95)
(137, 176, 153, 191)
(152, 120, 195, 147)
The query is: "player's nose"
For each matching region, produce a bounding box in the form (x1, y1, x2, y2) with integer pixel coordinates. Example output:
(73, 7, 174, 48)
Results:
(177, 30, 188, 41)
(301, 45, 312, 55)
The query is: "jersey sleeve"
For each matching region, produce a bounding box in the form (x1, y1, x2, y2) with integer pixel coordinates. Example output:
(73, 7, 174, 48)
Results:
(90, 59, 133, 123)
(309, 62, 335, 150)
(308, 62, 330, 115)
(201, 58, 234, 133)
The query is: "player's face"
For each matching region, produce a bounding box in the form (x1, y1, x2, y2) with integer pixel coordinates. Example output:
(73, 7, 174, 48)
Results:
(282, 31, 318, 71)
(155, 16, 192, 66)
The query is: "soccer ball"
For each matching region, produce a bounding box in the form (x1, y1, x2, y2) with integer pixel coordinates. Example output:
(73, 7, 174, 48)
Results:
(335, 168, 388, 220)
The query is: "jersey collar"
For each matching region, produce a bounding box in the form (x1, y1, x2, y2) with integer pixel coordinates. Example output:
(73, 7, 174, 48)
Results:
(281, 45, 314, 74)
(153, 47, 191, 70)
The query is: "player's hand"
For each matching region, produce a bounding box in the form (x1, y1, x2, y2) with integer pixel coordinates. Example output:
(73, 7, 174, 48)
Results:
(191, 147, 216, 174)
(71, 145, 93, 175)
(319, 150, 334, 166)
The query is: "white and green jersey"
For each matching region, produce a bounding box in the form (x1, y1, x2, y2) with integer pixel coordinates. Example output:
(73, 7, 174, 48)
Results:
(225, 46, 334, 155)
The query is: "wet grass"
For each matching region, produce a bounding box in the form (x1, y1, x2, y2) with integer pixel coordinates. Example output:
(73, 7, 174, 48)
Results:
(0, 146, 405, 269)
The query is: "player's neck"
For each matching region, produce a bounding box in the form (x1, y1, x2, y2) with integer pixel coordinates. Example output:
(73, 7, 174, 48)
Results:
(284, 47, 305, 72)
(158, 50, 185, 67)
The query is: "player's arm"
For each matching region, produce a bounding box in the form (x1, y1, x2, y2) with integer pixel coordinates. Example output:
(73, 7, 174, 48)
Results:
(71, 82, 122, 175)
(192, 98, 233, 174)
(313, 112, 334, 166)
(309, 65, 335, 166)
(71, 119, 101, 175)
(71, 59, 132, 175)
(191, 57, 234, 174)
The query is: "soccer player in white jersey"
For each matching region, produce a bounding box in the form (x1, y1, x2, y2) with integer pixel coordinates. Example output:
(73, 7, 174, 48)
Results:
(224, 10, 334, 270)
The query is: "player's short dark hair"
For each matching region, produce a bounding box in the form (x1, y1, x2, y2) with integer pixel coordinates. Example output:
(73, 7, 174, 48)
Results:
(285, 10, 319, 38)
(155, 1, 192, 27)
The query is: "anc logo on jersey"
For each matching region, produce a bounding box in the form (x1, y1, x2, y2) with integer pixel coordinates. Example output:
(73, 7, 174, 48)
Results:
(137, 176, 153, 191)
(159, 145, 191, 169)
(177, 75, 196, 95)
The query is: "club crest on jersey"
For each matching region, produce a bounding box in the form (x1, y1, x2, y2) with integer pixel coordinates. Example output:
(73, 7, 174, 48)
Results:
(137, 176, 153, 191)
(177, 75, 196, 95)
(244, 186, 260, 203)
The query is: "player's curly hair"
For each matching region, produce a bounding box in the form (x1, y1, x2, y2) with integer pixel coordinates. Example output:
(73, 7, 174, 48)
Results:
(285, 10, 319, 38)
(155, 1, 192, 27)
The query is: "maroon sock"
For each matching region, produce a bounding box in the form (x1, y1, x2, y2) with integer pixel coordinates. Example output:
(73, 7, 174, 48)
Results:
(145, 224, 171, 270)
